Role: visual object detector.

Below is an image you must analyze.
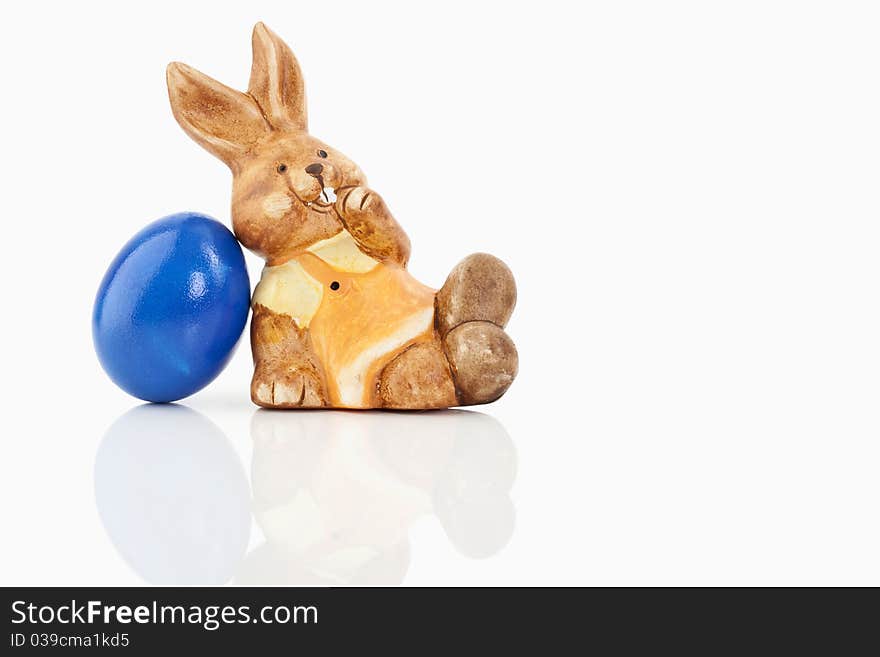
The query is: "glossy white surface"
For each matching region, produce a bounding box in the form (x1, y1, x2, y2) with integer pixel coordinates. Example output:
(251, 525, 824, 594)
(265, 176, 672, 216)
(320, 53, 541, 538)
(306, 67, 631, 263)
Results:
(95, 406, 516, 585)
(3, 1, 880, 585)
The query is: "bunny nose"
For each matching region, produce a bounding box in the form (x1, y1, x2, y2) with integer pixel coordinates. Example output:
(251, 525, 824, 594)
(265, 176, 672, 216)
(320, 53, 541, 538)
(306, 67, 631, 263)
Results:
(305, 163, 324, 176)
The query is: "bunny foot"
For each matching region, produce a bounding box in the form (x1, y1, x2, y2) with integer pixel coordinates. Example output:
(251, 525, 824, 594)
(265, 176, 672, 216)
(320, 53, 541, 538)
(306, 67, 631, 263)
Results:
(444, 321, 518, 405)
(251, 369, 326, 408)
(436, 253, 517, 337)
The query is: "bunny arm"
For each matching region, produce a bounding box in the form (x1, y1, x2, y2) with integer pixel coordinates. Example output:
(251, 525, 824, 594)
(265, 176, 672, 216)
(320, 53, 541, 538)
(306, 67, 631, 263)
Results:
(335, 186, 411, 267)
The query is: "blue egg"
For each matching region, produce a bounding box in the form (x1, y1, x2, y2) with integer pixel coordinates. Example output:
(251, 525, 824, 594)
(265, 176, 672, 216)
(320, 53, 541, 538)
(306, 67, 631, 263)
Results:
(93, 212, 250, 402)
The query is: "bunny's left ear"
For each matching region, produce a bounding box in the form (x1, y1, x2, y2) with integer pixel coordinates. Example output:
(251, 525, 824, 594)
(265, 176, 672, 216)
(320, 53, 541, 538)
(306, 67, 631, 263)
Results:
(249, 22, 308, 132)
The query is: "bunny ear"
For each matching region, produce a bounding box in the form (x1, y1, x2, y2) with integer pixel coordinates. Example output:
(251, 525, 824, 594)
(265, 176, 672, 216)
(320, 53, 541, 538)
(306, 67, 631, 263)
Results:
(248, 22, 307, 131)
(167, 62, 270, 167)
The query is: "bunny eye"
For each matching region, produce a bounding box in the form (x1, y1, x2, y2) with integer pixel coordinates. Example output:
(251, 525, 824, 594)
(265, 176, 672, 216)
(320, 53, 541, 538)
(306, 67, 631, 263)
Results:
(317, 150, 328, 158)
(276, 164, 288, 174)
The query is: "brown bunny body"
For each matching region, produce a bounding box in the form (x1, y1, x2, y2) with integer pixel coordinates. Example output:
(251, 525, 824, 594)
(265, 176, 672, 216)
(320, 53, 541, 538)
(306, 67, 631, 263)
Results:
(167, 23, 517, 409)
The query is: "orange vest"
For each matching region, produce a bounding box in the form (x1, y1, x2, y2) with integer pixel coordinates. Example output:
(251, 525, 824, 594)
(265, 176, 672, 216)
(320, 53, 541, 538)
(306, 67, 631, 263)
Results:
(253, 231, 436, 407)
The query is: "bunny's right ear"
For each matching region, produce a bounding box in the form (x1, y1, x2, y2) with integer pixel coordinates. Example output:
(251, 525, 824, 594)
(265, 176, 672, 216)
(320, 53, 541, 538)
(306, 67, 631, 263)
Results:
(248, 22, 307, 132)
(167, 62, 270, 167)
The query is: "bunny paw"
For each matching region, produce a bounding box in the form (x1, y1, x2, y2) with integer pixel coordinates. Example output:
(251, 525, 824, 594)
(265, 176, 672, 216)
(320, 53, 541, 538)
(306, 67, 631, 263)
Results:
(333, 186, 411, 265)
(337, 185, 379, 218)
(251, 369, 326, 408)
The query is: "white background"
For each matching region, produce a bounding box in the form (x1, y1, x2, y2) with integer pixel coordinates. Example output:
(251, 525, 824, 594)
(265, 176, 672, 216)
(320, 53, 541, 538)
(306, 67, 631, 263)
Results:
(1, 0, 879, 586)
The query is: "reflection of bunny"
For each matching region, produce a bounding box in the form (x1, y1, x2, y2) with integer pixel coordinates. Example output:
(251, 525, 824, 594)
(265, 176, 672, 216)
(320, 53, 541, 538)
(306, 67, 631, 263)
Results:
(166, 23, 517, 409)
(239, 410, 516, 585)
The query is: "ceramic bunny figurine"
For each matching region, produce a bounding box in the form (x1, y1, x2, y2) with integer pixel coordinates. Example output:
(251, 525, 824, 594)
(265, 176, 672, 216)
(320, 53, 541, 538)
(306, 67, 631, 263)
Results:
(166, 23, 517, 409)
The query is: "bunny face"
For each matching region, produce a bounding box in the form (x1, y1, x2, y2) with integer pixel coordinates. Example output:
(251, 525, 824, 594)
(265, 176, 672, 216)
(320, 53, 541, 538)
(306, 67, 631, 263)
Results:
(167, 22, 363, 262)
(231, 134, 366, 262)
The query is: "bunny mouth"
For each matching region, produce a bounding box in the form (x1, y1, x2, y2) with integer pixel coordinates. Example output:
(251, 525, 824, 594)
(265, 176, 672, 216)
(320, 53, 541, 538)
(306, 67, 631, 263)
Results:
(299, 174, 338, 211)
(313, 185, 338, 206)
(292, 185, 337, 212)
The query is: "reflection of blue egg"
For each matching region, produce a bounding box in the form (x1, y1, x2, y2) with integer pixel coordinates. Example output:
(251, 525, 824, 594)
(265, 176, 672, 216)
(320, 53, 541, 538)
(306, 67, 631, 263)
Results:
(93, 212, 250, 402)
(94, 405, 250, 584)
